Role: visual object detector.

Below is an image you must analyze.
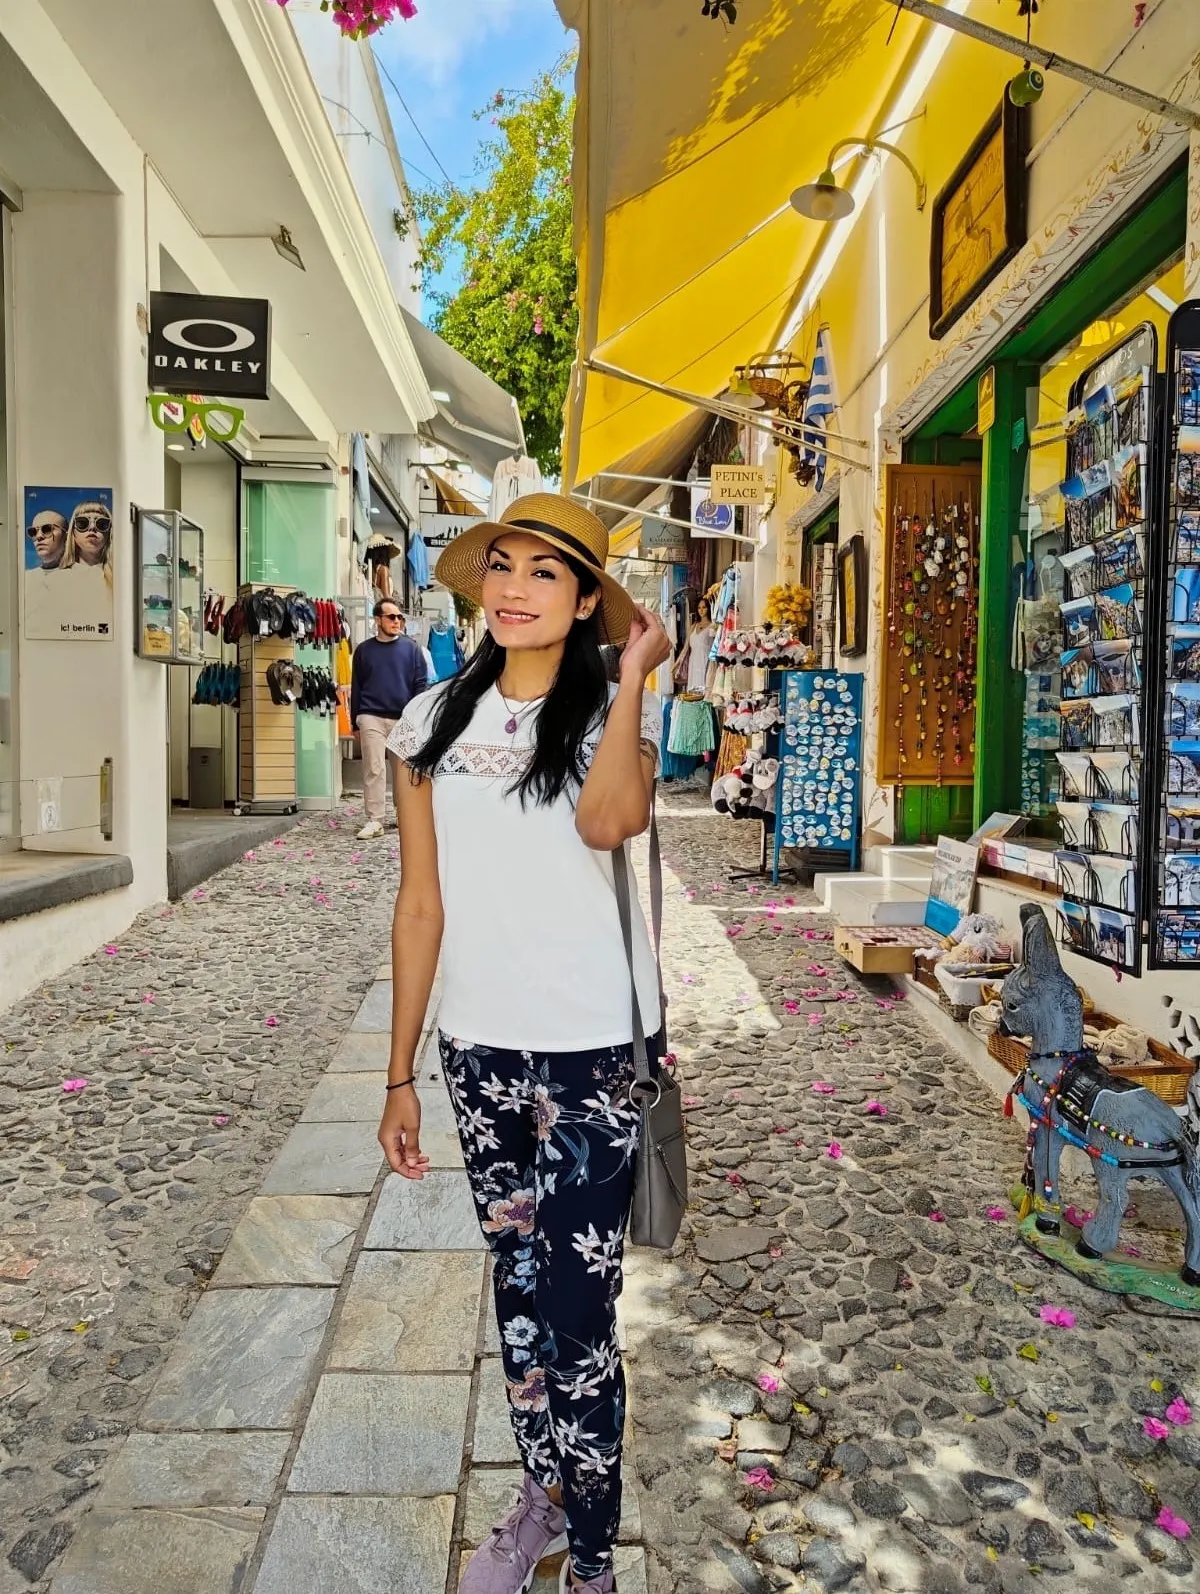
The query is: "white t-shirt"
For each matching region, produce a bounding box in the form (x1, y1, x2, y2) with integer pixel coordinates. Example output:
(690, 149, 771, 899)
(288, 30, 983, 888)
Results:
(388, 680, 663, 1052)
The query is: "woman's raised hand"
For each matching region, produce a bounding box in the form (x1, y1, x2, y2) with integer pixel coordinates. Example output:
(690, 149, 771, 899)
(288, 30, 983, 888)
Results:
(620, 604, 672, 685)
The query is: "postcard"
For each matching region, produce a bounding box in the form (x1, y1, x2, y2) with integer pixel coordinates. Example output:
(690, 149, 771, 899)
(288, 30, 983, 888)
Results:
(1170, 629, 1200, 683)
(1096, 582, 1137, 642)
(1061, 460, 1113, 502)
(1089, 749, 1138, 802)
(1112, 443, 1145, 530)
(1057, 544, 1094, 601)
(1167, 739, 1200, 796)
(1054, 850, 1092, 901)
(1095, 528, 1142, 588)
(1156, 912, 1200, 965)
(1091, 639, 1138, 695)
(1055, 800, 1092, 849)
(1058, 899, 1090, 954)
(1177, 425, 1200, 508)
(1092, 693, 1138, 748)
(1060, 596, 1097, 647)
(1060, 648, 1093, 698)
(1059, 698, 1094, 751)
(1177, 510, 1200, 563)
(1166, 803, 1200, 847)
(1178, 351, 1200, 428)
(1054, 752, 1092, 800)
(1168, 682, 1200, 739)
(1173, 565, 1200, 626)
(1163, 852, 1200, 908)
(1089, 905, 1136, 966)
(1091, 854, 1136, 913)
(1090, 801, 1138, 856)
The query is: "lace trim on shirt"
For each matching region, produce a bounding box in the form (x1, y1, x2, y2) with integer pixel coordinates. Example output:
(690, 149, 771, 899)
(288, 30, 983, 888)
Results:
(388, 699, 661, 777)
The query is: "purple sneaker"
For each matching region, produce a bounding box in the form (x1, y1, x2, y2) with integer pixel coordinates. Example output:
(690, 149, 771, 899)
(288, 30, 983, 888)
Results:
(460, 1474, 568, 1594)
(558, 1563, 616, 1593)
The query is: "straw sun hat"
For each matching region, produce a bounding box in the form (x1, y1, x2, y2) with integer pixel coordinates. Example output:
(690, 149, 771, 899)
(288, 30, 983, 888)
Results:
(434, 492, 636, 645)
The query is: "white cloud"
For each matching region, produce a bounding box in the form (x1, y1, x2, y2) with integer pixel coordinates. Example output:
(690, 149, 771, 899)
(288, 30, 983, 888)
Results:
(378, 0, 559, 89)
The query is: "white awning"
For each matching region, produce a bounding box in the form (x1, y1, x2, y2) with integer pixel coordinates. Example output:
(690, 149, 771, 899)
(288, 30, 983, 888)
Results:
(402, 309, 526, 480)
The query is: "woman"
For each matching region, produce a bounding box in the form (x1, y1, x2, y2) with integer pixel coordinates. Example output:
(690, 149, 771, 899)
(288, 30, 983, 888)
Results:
(672, 597, 714, 693)
(379, 494, 670, 1594)
(62, 501, 114, 584)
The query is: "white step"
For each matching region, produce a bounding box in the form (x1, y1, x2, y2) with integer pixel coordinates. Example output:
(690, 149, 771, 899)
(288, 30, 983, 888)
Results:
(863, 844, 937, 884)
(814, 873, 929, 926)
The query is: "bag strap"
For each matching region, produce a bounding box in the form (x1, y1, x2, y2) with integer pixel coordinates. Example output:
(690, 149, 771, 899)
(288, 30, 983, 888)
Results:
(612, 796, 664, 1095)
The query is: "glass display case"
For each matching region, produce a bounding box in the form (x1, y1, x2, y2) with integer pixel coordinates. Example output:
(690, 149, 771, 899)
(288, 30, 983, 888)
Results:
(135, 509, 205, 664)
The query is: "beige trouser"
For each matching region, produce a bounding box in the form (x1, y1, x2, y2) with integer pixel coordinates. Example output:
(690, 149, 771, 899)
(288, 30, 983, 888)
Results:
(357, 714, 400, 824)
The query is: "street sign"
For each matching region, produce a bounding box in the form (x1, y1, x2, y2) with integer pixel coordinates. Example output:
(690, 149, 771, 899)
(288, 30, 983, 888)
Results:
(420, 512, 475, 549)
(710, 464, 766, 504)
(690, 484, 735, 539)
(149, 292, 271, 400)
(639, 517, 687, 558)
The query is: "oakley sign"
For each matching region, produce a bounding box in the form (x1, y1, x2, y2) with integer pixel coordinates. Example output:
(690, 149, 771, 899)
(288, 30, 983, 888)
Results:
(149, 292, 271, 400)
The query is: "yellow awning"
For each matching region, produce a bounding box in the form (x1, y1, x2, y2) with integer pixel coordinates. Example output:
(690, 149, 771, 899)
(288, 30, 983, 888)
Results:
(556, 0, 932, 490)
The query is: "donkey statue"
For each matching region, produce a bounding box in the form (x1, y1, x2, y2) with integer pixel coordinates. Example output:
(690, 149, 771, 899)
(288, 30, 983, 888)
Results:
(1000, 903, 1200, 1287)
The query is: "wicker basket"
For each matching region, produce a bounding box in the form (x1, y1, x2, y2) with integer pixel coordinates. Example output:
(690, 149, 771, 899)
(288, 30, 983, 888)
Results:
(748, 376, 786, 408)
(986, 1020, 1195, 1107)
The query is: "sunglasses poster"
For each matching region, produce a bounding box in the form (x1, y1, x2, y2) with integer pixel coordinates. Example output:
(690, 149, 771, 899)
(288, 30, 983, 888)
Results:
(24, 486, 114, 641)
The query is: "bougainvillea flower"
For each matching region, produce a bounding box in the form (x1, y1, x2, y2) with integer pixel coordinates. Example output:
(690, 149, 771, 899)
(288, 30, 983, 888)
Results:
(682, 1096, 702, 1108)
(865, 1100, 888, 1117)
(744, 1466, 775, 1491)
(1063, 1205, 1094, 1229)
(928, 1210, 946, 1223)
(725, 1171, 744, 1185)
(1039, 1305, 1077, 1328)
(758, 1373, 780, 1393)
(826, 1141, 843, 1159)
(264, 1015, 280, 1028)
(1143, 1416, 1170, 1440)
(1165, 1396, 1193, 1427)
(807, 964, 829, 977)
(61, 1078, 88, 1094)
(811, 1081, 836, 1094)
(985, 1206, 1008, 1221)
(1155, 1507, 1191, 1539)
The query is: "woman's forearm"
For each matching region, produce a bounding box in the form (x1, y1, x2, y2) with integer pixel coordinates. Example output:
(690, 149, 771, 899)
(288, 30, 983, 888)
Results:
(389, 898, 443, 1083)
(575, 680, 652, 850)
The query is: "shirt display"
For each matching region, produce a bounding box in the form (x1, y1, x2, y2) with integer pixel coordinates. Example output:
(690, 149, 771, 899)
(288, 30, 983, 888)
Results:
(389, 682, 662, 1050)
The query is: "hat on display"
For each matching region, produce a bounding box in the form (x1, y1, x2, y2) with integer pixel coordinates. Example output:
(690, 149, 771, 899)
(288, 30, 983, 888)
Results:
(433, 492, 636, 645)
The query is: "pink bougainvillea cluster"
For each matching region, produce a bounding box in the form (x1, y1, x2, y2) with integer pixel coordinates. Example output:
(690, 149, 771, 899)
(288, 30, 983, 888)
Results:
(273, 0, 416, 39)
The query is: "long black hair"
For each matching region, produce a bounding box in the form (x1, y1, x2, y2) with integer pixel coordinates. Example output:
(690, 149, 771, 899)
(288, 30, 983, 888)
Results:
(405, 555, 610, 806)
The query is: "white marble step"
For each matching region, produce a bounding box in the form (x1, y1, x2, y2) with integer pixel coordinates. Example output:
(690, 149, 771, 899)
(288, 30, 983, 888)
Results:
(813, 872, 929, 925)
(863, 844, 938, 884)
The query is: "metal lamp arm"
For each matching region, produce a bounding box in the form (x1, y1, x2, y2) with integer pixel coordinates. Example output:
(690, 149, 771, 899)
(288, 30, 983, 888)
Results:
(825, 138, 927, 211)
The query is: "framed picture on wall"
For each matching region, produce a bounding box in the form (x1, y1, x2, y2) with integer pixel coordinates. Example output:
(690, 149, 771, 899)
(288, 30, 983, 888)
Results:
(837, 534, 866, 656)
(929, 97, 1030, 340)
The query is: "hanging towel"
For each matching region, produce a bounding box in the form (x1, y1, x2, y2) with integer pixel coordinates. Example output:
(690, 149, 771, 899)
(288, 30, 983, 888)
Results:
(407, 533, 431, 590)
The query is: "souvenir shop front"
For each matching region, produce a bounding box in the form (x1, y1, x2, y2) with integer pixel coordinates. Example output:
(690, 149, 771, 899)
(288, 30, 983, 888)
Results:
(891, 159, 1200, 1038)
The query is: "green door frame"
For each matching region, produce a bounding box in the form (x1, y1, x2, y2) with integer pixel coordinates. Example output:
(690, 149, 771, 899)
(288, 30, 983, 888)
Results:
(908, 161, 1187, 835)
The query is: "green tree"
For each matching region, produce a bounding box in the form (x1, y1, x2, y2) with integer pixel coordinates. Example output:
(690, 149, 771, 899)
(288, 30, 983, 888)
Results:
(413, 56, 576, 477)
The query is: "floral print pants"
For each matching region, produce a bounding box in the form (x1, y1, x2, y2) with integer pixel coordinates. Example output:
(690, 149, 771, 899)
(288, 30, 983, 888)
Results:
(440, 1030, 656, 1580)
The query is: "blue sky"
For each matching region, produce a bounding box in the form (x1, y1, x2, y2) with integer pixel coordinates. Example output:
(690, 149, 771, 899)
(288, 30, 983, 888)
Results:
(372, 0, 571, 195)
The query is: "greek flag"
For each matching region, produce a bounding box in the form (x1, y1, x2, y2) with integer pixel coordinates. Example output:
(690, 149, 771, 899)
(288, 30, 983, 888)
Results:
(800, 327, 837, 492)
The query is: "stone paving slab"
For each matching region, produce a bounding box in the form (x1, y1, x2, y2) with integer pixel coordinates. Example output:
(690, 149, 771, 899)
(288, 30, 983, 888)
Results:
(330, 1249, 484, 1372)
(464, 1465, 641, 1546)
(96, 1432, 291, 1508)
(300, 1071, 391, 1122)
(364, 1168, 484, 1249)
(211, 1195, 366, 1286)
(50, 1506, 265, 1594)
(472, 1356, 521, 1464)
(327, 1030, 391, 1071)
(287, 1372, 471, 1494)
(350, 982, 393, 1032)
(262, 1120, 383, 1195)
(140, 1287, 335, 1430)
(255, 1495, 455, 1594)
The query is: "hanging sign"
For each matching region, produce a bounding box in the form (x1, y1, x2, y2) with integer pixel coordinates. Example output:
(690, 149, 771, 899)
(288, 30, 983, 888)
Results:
(710, 464, 766, 504)
(690, 485, 735, 539)
(149, 292, 271, 400)
(420, 512, 474, 550)
(639, 517, 687, 557)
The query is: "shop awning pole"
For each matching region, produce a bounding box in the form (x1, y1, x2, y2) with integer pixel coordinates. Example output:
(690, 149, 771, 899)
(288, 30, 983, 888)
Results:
(894, 0, 1200, 131)
(572, 491, 763, 547)
(593, 472, 713, 490)
(585, 359, 871, 471)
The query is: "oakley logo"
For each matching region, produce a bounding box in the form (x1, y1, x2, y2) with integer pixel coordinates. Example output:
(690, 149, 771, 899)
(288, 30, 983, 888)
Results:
(149, 291, 271, 399)
(153, 315, 263, 376)
(161, 318, 257, 354)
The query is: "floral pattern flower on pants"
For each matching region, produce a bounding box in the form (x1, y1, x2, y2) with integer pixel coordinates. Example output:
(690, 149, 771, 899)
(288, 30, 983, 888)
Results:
(440, 1030, 656, 1581)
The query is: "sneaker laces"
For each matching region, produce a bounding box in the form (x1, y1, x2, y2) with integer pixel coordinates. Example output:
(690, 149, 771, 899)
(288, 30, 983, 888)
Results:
(488, 1480, 558, 1565)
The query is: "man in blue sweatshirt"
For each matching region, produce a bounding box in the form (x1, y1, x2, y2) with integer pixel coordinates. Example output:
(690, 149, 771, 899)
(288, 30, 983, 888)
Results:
(350, 600, 429, 838)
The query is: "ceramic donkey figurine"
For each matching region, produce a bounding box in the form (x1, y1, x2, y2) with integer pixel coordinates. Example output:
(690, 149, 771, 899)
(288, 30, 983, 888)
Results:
(999, 903, 1200, 1286)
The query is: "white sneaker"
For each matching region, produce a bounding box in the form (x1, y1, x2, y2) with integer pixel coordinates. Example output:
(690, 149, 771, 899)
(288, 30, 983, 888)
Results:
(357, 821, 385, 839)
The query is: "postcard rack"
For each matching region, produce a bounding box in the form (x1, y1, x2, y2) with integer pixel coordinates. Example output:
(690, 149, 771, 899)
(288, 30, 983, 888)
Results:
(1147, 301, 1200, 967)
(1050, 325, 1156, 975)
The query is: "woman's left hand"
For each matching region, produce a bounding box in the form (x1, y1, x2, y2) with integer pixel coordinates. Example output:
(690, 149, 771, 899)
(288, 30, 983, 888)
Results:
(620, 604, 672, 685)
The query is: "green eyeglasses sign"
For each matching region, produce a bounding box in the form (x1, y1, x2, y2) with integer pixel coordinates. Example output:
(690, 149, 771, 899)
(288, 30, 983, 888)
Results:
(147, 394, 246, 444)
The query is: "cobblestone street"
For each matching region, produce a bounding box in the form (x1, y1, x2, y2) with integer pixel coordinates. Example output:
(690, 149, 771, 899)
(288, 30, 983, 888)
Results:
(1, 794, 1198, 1594)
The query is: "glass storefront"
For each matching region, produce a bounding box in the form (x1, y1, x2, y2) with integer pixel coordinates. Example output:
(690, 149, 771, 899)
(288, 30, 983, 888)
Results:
(243, 477, 336, 801)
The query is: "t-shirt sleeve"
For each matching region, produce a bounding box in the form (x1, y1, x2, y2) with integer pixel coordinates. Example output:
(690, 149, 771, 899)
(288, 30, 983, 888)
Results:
(640, 690, 663, 771)
(387, 689, 436, 764)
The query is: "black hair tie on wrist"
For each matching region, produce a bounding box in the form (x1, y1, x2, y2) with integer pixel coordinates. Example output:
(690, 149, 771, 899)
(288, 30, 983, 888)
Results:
(386, 1077, 415, 1092)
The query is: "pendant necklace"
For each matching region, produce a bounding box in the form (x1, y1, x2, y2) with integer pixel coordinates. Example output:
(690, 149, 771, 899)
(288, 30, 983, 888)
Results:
(498, 685, 546, 735)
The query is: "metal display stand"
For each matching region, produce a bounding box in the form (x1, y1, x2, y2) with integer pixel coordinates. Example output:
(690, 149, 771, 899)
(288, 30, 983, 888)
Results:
(775, 670, 864, 884)
(235, 583, 298, 815)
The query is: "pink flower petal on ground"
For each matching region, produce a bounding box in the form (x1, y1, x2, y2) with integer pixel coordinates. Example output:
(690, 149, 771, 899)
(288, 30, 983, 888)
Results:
(784, 898, 796, 906)
(304, 850, 315, 859)
(1039, 1305, 1077, 1328)
(876, 999, 895, 1011)
(833, 990, 858, 1002)
(783, 999, 801, 1015)
(807, 1013, 823, 1026)
(725, 1172, 744, 1185)
(315, 894, 331, 906)
(272, 838, 286, 847)
(141, 993, 155, 1004)
(985, 1206, 1008, 1221)
(826, 1141, 843, 1160)
(865, 1101, 889, 1117)
(192, 889, 207, 901)
(243, 849, 257, 861)
(807, 964, 829, 977)
(1144, 1417, 1170, 1440)
(747, 885, 761, 896)
(1166, 1396, 1193, 1427)
(1121, 1244, 1142, 1257)
(681, 974, 698, 986)
(758, 1374, 780, 1393)
(811, 1081, 836, 1094)
(1156, 1507, 1191, 1539)
(1063, 1205, 1094, 1229)
(682, 1096, 702, 1108)
(744, 1465, 775, 1492)
(103, 944, 119, 956)
(794, 1139, 805, 1148)
(769, 1245, 783, 1258)
(310, 877, 323, 887)
(928, 1210, 946, 1223)
(264, 1016, 280, 1029)
(800, 987, 824, 999)
(350, 851, 363, 863)
(61, 1078, 88, 1094)
(773, 1125, 788, 1134)
(212, 1114, 231, 1127)
(726, 924, 745, 939)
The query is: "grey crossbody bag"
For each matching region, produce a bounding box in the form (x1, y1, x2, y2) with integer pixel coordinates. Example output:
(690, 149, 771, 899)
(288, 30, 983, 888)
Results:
(612, 812, 688, 1249)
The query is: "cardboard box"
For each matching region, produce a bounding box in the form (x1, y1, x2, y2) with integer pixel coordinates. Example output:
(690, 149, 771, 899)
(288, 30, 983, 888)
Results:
(835, 925, 946, 975)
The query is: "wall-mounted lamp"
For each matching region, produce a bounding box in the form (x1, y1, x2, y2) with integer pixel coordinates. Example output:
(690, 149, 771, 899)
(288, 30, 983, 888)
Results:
(790, 138, 926, 222)
(272, 225, 306, 271)
(726, 373, 766, 410)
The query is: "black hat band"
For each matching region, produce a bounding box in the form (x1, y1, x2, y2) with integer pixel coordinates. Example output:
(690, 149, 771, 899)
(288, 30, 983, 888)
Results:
(505, 517, 604, 572)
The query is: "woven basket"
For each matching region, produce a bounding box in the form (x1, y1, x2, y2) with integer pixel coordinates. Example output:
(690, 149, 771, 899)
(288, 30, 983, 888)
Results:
(748, 376, 786, 408)
(986, 1022, 1195, 1107)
